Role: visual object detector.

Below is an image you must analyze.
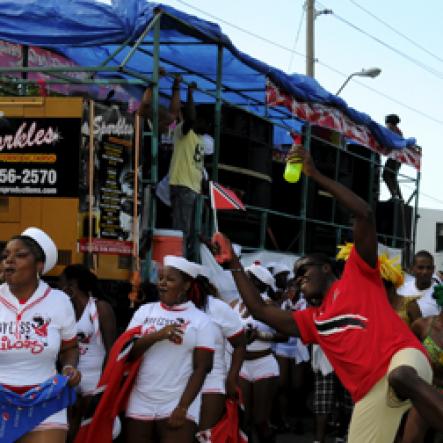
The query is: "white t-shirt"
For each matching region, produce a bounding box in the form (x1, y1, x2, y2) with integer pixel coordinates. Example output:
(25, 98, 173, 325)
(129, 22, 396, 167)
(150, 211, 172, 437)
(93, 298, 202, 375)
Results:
(231, 298, 275, 352)
(127, 301, 216, 404)
(0, 281, 77, 386)
(205, 296, 243, 377)
(77, 298, 106, 374)
(397, 278, 441, 317)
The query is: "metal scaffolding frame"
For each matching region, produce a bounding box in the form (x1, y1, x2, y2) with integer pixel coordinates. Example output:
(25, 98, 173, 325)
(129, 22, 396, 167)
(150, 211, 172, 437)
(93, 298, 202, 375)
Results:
(0, 7, 421, 265)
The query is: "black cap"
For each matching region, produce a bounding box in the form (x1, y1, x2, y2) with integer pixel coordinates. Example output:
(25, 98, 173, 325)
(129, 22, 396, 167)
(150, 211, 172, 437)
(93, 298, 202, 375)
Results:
(385, 114, 400, 125)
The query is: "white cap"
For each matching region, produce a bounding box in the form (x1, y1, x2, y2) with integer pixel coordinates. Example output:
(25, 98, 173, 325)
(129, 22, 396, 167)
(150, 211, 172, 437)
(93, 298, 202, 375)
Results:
(245, 264, 277, 292)
(202, 134, 214, 155)
(269, 262, 291, 277)
(21, 227, 58, 275)
(164, 255, 200, 279)
(197, 265, 217, 287)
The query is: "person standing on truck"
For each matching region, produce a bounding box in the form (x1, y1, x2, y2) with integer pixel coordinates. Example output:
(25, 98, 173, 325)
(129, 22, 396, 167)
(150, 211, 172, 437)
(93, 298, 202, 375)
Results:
(212, 145, 443, 443)
(382, 114, 403, 201)
(168, 81, 213, 259)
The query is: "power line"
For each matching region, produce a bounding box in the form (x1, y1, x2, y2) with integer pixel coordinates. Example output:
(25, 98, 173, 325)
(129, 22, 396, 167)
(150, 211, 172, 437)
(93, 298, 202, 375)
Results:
(402, 183, 443, 207)
(327, 10, 443, 80)
(173, 0, 306, 59)
(166, 0, 443, 126)
(287, 3, 306, 72)
(348, 0, 443, 65)
(316, 60, 443, 125)
(167, 0, 443, 207)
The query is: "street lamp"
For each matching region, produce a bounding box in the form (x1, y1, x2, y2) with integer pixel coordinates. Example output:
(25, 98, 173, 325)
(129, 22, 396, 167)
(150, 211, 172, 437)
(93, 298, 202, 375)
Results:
(336, 67, 381, 95)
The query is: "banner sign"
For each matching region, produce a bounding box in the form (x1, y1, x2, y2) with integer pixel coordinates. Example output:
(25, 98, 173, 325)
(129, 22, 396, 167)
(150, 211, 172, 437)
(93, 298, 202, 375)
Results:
(78, 102, 139, 256)
(266, 80, 421, 170)
(78, 238, 132, 255)
(0, 117, 81, 196)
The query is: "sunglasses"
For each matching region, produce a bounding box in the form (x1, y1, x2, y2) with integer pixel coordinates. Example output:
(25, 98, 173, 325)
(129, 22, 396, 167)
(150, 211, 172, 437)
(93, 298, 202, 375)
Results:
(294, 262, 324, 279)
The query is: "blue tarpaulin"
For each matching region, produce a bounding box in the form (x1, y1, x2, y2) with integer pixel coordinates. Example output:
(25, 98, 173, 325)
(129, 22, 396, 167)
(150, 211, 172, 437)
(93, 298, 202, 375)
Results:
(0, 0, 415, 151)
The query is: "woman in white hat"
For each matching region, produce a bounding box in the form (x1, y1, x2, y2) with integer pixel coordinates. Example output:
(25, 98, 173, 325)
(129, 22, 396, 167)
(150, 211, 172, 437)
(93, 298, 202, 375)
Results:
(230, 264, 281, 443)
(0, 227, 80, 442)
(193, 265, 246, 438)
(125, 255, 216, 443)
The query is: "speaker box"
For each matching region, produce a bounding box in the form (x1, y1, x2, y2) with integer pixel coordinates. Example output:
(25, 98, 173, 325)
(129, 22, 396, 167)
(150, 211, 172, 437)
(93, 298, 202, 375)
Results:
(376, 200, 412, 242)
(197, 104, 273, 209)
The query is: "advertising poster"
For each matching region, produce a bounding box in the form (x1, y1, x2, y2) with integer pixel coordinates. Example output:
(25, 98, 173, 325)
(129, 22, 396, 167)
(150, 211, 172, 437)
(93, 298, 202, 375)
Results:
(78, 101, 140, 256)
(0, 116, 81, 197)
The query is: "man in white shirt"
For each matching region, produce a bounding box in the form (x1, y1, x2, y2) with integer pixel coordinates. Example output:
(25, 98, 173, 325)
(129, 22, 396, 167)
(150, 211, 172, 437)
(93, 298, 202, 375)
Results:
(398, 250, 441, 321)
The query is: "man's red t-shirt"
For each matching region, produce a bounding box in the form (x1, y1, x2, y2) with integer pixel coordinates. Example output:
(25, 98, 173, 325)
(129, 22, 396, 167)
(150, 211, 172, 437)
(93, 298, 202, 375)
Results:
(293, 246, 427, 402)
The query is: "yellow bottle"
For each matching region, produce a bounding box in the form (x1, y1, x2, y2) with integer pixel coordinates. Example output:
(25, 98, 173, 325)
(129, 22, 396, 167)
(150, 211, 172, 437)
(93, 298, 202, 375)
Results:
(283, 161, 302, 183)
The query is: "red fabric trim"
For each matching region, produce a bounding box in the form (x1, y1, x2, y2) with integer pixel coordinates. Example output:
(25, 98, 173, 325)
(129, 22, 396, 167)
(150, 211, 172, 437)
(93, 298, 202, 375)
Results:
(2, 384, 37, 394)
(22, 287, 51, 311)
(195, 346, 215, 352)
(0, 295, 18, 313)
(160, 302, 188, 312)
(266, 80, 422, 170)
(227, 328, 244, 341)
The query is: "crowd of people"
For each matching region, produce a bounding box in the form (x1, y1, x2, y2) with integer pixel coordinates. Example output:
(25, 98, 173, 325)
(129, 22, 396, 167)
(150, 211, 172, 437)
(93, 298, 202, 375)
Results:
(1, 145, 443, 443)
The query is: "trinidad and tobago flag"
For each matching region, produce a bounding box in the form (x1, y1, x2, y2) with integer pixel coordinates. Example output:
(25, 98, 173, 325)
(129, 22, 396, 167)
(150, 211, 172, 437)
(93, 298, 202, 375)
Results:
(209, 181, 245, 211)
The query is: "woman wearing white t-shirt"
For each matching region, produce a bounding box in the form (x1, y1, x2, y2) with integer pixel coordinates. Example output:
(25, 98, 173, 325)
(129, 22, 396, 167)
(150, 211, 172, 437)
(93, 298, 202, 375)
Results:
(58, 264, 116, 441)
(0, 227, 80, 443)
(193, 266, 246, 435)
(125, 255, 216, 443)
(231, 264, 281, 443)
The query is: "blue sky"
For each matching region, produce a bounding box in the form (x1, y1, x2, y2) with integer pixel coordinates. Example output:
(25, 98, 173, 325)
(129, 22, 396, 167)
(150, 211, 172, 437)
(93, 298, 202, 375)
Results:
(158, 0, 443, 209)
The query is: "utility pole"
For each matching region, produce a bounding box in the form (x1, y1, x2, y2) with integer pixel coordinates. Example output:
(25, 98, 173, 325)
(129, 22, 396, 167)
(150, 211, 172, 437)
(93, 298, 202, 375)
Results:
(306, 0, 315, 77)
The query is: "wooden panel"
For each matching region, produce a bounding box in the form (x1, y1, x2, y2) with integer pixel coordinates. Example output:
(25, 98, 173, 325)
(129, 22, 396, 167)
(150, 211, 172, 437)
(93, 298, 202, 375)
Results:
(96, 254, 131, 281)
(0, 223, 22, 241)
(41, 198, 79, 276)
(42, 97, 83, 118)
(0, 197, 20, 222)
(18, 198, 42, 231)
(0, 97, 83, 118)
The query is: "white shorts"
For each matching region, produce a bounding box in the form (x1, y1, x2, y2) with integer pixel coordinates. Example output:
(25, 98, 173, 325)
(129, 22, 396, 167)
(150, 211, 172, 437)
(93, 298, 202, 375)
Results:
(202, 371, 226, 395)
(78, 370, 101, 396)
(33, 408, 68, 432)
(240, 354, 279, 383)
(126, 387, 201, 424)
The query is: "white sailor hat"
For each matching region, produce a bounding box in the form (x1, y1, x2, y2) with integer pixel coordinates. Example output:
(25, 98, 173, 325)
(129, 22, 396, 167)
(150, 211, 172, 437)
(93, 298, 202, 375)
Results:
(245, 263, 277, 292)
(197, 264, 217, 287)
(164, 255, 200, 279)
(21, 227, 58, 275)
(269, 262, 291, 277)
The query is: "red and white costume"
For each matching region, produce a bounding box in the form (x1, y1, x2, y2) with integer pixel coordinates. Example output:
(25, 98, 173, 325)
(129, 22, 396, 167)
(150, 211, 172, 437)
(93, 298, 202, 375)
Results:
(232, 298, 279, 382)
(202, 296, 243, 394)
(0, 280, 77, 429)
(76, 297, 106, 395)
(125, 301, 216, 423)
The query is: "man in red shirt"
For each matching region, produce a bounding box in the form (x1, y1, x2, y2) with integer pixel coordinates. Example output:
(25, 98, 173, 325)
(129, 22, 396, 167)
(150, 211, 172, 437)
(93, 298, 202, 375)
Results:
(217, 146, 443, 443)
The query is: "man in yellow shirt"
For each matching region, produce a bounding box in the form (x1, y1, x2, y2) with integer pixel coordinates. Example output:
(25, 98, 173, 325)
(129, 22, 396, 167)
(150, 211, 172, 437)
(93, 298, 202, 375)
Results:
(169, 81, 212, 258)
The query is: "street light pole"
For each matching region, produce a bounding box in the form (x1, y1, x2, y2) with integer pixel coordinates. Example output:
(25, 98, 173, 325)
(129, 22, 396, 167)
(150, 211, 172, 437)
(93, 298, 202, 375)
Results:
(306, 1, 332, 78)
(306, 0, 315, 77)
(336, 67, 382, 95)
